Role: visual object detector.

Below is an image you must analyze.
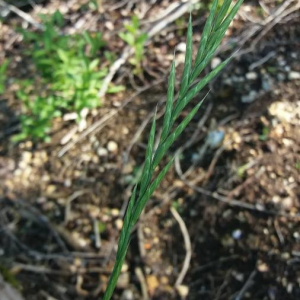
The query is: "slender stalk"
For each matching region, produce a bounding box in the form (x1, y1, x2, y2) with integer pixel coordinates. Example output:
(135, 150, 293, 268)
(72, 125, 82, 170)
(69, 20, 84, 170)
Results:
(103, 1, 243, 299)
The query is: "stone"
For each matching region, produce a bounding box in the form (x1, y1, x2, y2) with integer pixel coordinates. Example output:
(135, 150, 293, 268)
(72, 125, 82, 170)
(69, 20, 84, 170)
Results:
(97, 147, 108, 157)
(115, 219, 123, 230)
(146, 275, 159, 295)
(176, 42, 186, 52)
(241, 90, 257, 103)
(288, 71, 300, 80)
(246, 72, 258, 80)
(121, 290, 133, 300)
(211, 57, 221, 69)
(107, 141, 118, 152)
(207, 130, 225, 149)
(63, 112, 77, 121)
(232, 229, 242, 240)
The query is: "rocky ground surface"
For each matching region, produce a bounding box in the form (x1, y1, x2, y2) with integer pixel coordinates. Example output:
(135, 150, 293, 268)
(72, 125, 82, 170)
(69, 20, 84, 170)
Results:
(0, 0, 299, 299)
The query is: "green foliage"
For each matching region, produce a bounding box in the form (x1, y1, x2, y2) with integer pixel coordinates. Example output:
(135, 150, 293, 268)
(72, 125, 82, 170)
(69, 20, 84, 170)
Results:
(0, 265, 20, 290)
(119, 15, 148, 74)
(14, 11, 123, 142)
(259, 126, 269, 141)
(103, 1, 243, 299)
(0, 59, 8, 95)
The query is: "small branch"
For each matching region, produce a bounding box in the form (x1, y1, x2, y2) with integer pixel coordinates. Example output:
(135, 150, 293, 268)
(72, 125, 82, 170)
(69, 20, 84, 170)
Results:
(170, 207, 192, 286)
(0, 0, 43, 29)
(93, 218, 102, 249)
(183, 180, 300, 219)
(98, 46, 133, 99)
(235, 270, 257, 300)
(135, 267, 149, 300)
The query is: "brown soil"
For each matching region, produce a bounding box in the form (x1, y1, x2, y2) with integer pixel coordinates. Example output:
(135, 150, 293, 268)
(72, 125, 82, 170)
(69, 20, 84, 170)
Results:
(0, 1, 299, 300)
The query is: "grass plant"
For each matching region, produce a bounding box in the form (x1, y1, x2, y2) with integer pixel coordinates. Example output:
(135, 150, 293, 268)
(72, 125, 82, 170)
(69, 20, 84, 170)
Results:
(103, 0, 243, 298)
(119, 15, 148, 74)
(14, 11, 123, 142)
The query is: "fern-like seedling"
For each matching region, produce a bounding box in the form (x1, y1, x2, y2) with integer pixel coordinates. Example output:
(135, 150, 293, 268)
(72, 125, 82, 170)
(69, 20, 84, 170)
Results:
(103, 0, 243, 299)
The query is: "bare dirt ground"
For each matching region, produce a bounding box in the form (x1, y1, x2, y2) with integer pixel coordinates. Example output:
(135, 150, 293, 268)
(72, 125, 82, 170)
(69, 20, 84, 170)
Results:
(0, 0, 299, 299)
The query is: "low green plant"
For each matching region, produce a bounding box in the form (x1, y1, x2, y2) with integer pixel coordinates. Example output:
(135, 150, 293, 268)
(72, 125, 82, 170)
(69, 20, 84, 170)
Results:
(103, 0, 243, 299)
(14, 11, 123, 141)
(259, 126, 269, 141)
(119, 15, 148, 74)
(0, 59, 8, 95)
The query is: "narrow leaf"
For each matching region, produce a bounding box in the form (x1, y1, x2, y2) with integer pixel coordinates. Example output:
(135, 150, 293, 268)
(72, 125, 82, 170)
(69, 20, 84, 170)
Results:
(153, 100, 203, 169)
(118, 185, 137, 250)
(214, 0, 232, 29)
(216, 0, 243, 31)
(103, 241, 130, 300)
(194, 0, 219, 67)
(139, 110, 157, 196)
(172, 56, 230, 123)
(189, 42, 218, 83)
(178, 14, 193, 97)
(103, 186, 137, 300)
(131, 159, 174, 225)
(160, 58, 176, 142)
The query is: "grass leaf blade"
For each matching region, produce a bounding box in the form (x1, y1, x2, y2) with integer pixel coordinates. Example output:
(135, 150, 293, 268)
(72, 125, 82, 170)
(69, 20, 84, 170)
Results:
(215, 0, 232, 29)
(132, 159, 174, 224)
(216, 0, 243, 31)
(103, 186, 137, 300)
(139, 111, 157, 196)
(178, 14, 193, 97)
(173, 56, 230, 123)
(153, 99, 204, 169)
(194, 0, 219, 67)
(160, 58, 176, 142)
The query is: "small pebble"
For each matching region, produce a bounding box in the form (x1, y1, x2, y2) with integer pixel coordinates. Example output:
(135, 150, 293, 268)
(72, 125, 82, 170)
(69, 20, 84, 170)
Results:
(111, 208, 120, 217)
(122, 127, 129, 135)
(287, 283, 293, 294)
(241, 90, 257, 103)
(277, 73, 285, 81)
(246, 72, 258, 80)
(121, 263, 129, 273)
(115, 219, 123, 230)
(22, 151, 32, 163)
(107, 141, 118, 152)
(63, 112, 77, 121)
(176, 42, 186, 52)
(97, 147, 108, 157)
(64, 178, 72, 187)
(288, 71, 300, 80)
(257, 262, 269, 272)
(282, 197, 293, 209)
(207, 130, 225, 149)
(211, 57, 221, 69)
(291, 52, 297, 59)
(232, 229, 242, 240)
(121, 290, 133, 300)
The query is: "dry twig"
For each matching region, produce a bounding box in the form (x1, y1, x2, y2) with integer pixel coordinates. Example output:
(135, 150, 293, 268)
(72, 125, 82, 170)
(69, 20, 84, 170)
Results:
(0, 0, 43, 29)
(170, 207, 192, 286)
